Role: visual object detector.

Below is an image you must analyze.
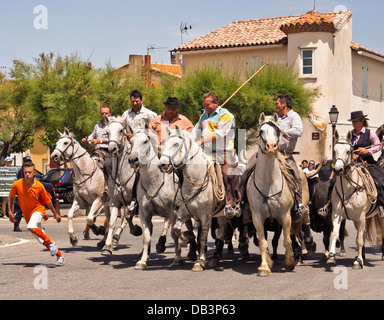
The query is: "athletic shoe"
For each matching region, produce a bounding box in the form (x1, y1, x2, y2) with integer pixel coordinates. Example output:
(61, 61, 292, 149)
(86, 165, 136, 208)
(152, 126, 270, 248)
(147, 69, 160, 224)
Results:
(56, 256, 64, 266)
(48, 243, 57, 256)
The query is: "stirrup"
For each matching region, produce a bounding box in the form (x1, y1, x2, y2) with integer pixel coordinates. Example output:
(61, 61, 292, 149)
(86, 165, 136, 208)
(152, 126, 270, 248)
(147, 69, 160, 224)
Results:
(293, 204, 309, 223)
(318, 207, 328, 217)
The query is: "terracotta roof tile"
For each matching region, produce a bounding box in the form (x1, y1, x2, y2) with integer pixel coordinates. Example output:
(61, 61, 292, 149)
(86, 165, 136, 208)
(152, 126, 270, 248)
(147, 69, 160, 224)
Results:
(151, 63, 182, 78)
(174, 10, 352, 52)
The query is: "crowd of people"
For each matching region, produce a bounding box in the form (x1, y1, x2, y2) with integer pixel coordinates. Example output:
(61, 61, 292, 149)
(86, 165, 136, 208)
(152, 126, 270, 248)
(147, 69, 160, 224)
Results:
(3, 88, 384, 267)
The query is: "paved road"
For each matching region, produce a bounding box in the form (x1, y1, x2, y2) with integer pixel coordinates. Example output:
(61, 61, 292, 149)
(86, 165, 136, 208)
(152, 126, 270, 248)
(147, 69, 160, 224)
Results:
(1, 202, 384, 304)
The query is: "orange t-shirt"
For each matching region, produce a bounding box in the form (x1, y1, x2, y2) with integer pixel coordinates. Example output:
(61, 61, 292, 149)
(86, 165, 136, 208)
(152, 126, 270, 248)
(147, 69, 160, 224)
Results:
(9, 179, 52, 223)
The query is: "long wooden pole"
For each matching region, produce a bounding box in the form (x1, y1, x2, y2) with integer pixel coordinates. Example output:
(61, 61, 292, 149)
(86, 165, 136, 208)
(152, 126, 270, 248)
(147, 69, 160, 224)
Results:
(221, 63, 268, 107)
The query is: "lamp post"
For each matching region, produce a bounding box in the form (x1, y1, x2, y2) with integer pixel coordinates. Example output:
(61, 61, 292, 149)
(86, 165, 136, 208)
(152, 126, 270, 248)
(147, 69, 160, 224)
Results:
(329, 105, 339, 160)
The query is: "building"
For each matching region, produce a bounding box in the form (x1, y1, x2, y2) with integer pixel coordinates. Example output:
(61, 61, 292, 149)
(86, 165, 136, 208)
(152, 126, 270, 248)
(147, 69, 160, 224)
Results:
(171, 10, 384, 162)
(115, 54, 181, 88)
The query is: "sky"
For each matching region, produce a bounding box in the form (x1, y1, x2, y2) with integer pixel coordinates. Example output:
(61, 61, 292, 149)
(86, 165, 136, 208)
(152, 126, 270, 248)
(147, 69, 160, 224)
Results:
(0, 0, 383, 71)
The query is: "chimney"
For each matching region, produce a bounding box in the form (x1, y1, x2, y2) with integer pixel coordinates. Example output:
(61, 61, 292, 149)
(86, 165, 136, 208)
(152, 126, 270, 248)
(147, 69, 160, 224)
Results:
(128, 55, 143, 74)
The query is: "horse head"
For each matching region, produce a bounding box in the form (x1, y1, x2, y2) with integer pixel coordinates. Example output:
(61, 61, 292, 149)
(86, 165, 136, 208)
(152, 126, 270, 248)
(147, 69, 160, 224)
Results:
(333, 130, 353, 175)
(159, 126, 188, 173)
(128, 125, 159, 169)
(51, 128, 76, 164)
(106, 115, 126, 157)
(258, 112, 280, 156)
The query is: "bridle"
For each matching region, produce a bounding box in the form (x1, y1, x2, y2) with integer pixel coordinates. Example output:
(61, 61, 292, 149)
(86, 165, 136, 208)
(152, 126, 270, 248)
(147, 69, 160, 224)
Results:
(257, 121, 281, 155)
(334, 139, 354, 175)
(162, 134, 199, 170)
(53, 136, 88, 165)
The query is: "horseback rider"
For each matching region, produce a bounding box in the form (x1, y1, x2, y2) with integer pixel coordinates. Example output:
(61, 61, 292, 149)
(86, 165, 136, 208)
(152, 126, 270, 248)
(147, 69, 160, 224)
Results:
(81, 105, 111, 168)
(348, 111, 384, 217)
(241, 95, 309, 222)
(149, 97, 194, 150)
(191, 91, 241, 218)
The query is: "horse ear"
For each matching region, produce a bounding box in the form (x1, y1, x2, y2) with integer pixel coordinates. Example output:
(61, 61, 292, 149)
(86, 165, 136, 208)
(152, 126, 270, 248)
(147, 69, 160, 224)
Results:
(334, 130, 340, 142)
(259, 112, 266, 124)
(56, 129, 63, 138)
(64, 127, 70, 136)
(105, 115, 110, 125)
(346, 130, 352, 142)
(273, 113, 279, 123)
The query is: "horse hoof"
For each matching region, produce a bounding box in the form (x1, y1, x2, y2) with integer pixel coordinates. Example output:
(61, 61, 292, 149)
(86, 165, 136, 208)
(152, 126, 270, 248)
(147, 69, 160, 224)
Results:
(208, 257, 220, 269)
(326, 256, 336, 265)
(352, 257, 364, 269)
(285, 264, 295, 272)
(134, 261, 147, 270)
(101, 245, 112, 255)
(69, 234, 78, 246)
(339, 250, 346, 257)
(101, 249, 112, 255)
(192, 263, 205, 272)
(257, 269, 271, 277)
(130, 225, 142, 237)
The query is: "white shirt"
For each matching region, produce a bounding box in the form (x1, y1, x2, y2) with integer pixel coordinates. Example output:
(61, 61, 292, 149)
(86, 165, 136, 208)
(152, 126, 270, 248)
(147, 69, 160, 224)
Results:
(122, 105, 157, 133)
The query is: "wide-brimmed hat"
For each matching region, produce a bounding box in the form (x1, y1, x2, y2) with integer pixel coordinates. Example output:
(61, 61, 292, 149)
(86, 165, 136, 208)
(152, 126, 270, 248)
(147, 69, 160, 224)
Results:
(4, 156, 12, 162)
(348, 110, 368, 121)
(163, 97, 180, 108)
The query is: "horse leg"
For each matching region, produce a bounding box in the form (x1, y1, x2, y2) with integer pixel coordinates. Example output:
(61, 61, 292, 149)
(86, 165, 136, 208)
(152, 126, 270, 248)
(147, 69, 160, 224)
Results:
(169, 216, 183, 267)
(186, 218, 198, 261)
(192, 217, 211, 272)
(101, 206, 119, 255)
(156, 217, 170, 253)
(339, 219, 347, 257)
(253, 215, 272, 276)
(281, 216, 295, 272)
(68, 200, 80, 246)
(271, 223, 282, 262)
(135, 214, 153, 270)
(87, 197, 105, 235)
(208, 215, 226, 268)
(327, 213, 343, 266)
(112, 208, 127, 249)
(352, 217, 365, 269)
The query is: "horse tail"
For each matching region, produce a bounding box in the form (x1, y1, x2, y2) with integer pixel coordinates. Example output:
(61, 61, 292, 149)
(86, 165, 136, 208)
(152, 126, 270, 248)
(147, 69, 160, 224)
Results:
(365, 214, 381, 246)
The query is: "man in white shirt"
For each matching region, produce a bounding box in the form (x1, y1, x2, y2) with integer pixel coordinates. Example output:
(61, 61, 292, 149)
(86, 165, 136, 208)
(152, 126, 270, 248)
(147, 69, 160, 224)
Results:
(123, 90, 157, 139)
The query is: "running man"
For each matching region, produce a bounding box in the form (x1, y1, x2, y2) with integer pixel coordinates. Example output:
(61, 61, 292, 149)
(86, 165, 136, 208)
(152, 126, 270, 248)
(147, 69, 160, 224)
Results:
(8, 162, 64, 266)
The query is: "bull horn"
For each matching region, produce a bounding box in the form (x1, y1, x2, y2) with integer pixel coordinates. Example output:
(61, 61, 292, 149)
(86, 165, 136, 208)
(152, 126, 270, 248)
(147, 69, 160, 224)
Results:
(305, 156, 324, 179)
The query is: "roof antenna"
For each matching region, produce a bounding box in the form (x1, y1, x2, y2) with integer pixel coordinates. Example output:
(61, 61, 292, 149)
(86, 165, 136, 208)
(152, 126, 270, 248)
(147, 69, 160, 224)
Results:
(180, 22, 197, 45)
(313, 0, 316, 11)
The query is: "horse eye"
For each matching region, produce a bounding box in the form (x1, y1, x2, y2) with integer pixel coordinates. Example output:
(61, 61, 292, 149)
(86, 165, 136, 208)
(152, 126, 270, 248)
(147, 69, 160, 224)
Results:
(63, 142, 68, 145)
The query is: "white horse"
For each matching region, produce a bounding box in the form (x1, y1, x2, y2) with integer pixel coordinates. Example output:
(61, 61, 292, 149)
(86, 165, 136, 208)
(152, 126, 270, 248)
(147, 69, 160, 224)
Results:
(159, 127, 225, 271)
(128, 127, 191, 269)
(103, 115, 142, 255)
(247, 113, 296, 276)
(327, 130, 384, 269)
(51, 128, 109, 245)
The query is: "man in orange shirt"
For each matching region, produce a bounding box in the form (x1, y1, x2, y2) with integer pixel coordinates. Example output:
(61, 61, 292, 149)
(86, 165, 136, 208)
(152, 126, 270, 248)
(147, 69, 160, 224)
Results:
(149, 97, 194, 146)
(8, 162, 64, 266)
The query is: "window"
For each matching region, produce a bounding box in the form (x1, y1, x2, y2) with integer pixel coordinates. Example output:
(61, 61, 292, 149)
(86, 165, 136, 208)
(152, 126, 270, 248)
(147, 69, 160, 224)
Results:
(362, 62, 368, 99)
(246, 56, 263, 75)
(380, 82, 383, 102)
(301, 49, 314, 75)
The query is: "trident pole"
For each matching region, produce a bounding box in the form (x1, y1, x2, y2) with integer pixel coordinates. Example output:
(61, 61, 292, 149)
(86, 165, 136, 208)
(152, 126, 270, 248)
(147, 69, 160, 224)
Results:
(221, 63, 268, 107)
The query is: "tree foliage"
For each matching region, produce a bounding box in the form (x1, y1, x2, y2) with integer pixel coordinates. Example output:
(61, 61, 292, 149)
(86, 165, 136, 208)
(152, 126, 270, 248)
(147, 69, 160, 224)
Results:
(0, 52, 318, 165)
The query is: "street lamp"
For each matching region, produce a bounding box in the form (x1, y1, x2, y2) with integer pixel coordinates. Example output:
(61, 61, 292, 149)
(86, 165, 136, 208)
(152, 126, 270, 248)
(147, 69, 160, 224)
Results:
(329, 105, 339, 160)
